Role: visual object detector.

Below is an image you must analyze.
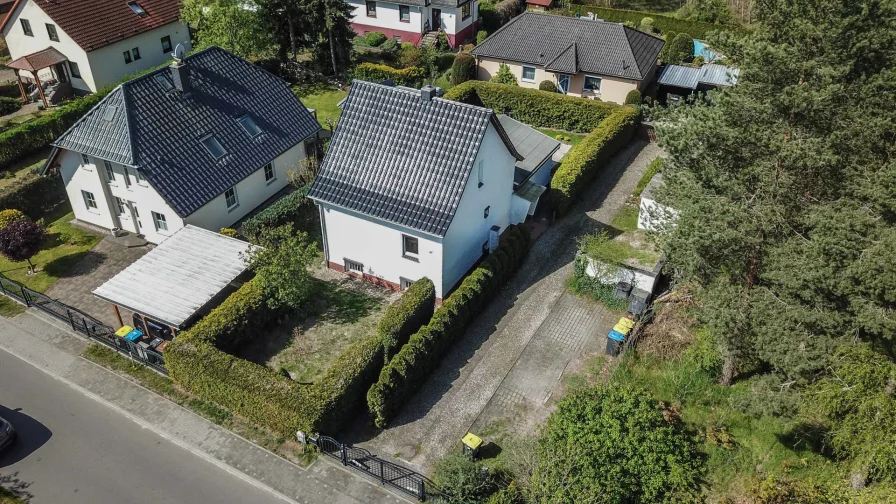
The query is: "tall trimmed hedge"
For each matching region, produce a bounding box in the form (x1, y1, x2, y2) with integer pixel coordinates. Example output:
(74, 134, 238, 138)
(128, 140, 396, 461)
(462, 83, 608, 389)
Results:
(378, 278, 436, 360)
(451, 52, 476, 86)
(184, 280, 277, 352)
(551, 107, 640, 215)
(367, 225, 532, 427)
(554, 5, 746, 39)
(0, 173, 67, 219)
(444, 81, 619, 133)
(354, 62, 425, 88)
(241, 186, 317, 243)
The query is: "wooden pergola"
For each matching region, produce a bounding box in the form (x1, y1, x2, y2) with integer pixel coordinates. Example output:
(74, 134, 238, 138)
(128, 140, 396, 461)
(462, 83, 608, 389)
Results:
(5, 47, 70, 109)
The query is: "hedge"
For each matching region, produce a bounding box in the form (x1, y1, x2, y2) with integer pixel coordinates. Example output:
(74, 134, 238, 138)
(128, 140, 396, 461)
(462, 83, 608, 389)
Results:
(443, 81, 619, 133)
(354, 62, 425, 88)
(551, 106, 640, 215)
(241, 186, 317, 243)
(451, 52, 476, 86)
(183, 280, 276, 352)
(378, 278, 436, 360)
(0, 96, 19, 115)
(0, 173, 67, 219)
(553, 5, 746, 39)
(367, 225, 531, 427)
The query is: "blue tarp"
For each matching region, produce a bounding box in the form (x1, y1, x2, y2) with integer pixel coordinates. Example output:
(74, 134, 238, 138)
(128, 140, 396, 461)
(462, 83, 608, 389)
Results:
(608, 330, 626, 342)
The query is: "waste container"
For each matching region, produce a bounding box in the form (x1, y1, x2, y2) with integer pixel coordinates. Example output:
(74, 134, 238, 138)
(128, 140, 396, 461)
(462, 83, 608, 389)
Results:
(606, 330, 625, 356)
(614, 281, 632, 299)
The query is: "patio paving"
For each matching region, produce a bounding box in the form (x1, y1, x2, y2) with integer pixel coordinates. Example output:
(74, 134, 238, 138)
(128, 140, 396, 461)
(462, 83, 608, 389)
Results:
(45, 235, 151, 327)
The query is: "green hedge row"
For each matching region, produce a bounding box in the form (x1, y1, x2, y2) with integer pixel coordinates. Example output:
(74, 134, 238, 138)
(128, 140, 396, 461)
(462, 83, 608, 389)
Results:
(354, 63, 425, 88)
(443, 81, 620, 133)
(553, 5, 746, 39)
(552, 106, 639, 215)
(241, 186, 317, 243)
(182, 280, 277, 352)
(367, 225, 532, 427)
(0, 96, 19, 115)
(0, 173, 67, 218)
(377, 278, 436, 361)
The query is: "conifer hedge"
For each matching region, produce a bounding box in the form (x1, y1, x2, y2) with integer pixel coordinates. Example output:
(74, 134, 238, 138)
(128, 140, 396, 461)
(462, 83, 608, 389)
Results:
(377, 277, 436, 361)
(354, 63, 426, 88)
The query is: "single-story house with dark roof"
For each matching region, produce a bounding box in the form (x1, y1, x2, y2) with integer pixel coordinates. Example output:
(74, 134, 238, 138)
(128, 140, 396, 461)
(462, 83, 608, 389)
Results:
(471, 12, 664, 104)
(41, 46, 321, 244)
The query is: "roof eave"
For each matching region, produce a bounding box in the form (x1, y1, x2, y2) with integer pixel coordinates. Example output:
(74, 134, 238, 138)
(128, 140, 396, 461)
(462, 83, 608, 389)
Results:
(308, 197, 447, 239)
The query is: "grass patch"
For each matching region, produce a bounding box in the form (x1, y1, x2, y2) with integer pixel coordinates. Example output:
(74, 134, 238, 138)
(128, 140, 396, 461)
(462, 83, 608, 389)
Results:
(634, 156, 663, 197)
(0, 204, 100, 292)
(580, 229, 659, 268)
(536, 127, 588, 146)
(611, 205, 640, 233)
(568, 274, 630, 312)
(292, 83, 347, 128)
(0, 296, 25, 318)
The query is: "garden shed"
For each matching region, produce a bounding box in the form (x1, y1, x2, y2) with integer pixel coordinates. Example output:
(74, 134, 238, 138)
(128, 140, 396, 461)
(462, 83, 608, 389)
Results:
(92, 225, 252, 339)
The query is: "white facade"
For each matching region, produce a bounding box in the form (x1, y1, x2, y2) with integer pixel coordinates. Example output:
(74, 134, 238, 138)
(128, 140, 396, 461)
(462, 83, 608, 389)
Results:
(1, 0, 190, 93)
(348, 0, 477, 46)
(318, 122, 516, 299)
(58, 142, 306, 245)
(585, 257, 661, 295)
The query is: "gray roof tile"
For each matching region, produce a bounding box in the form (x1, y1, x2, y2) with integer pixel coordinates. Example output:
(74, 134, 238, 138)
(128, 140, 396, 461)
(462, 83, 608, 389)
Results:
(308, 81, 519, 237)
(52, 47, 320, 216)
(472, 12, 664, 81)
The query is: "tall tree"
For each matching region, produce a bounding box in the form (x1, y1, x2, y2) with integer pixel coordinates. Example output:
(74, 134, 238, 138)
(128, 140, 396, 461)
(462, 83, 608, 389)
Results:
(312, 0, 354, 75)
(181, 0, 274, 59)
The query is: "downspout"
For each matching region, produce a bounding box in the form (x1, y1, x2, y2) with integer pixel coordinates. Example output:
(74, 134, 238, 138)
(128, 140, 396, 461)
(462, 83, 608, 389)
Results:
(319, 204, 330, 266)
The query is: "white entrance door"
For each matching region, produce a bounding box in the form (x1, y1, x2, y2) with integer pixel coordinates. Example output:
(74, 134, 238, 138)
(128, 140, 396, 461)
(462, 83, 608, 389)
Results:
(557, 74, 571, 94)
(128, 201, 143, 234)
(116, 197, 138, 233)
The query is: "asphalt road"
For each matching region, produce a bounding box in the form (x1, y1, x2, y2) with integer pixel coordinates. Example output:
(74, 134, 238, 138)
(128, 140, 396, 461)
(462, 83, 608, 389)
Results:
(0, 349, 287, 504)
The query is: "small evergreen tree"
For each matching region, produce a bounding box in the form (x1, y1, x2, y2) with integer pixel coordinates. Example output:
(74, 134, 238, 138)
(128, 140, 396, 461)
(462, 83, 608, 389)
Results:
(476, 30, 488, 45)
(624, 89, 642, 105)
(451, 52, 476, 85)
(665, 33, 694, 63)
(538, 80, 557, 92)
(490, 63, 517, 86)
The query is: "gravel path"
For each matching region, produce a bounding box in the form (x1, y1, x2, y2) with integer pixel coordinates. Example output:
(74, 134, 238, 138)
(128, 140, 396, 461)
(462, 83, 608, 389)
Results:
(352, 135, 664, 474)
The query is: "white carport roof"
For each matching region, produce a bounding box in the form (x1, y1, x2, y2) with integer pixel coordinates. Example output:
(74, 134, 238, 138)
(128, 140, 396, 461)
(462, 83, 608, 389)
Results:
(92, 225, 252, 329)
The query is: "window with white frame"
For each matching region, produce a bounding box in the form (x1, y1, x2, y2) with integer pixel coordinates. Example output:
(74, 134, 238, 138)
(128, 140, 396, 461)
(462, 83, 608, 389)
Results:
(461, 1, 471, 20)
(400, 277, 414, 290)
(399, 5, 410, 22)
(263, 163, 275, 183)
(521, 65, 536, 83)
(81, 153, 90, 166)
(161, 36, 173, 53)
(104, 161, 116, 183)
(366, 1, 376, 17)
(152, 211, 168, 232)
(46, 23, 58, 41)
(583, 75, 602, 93)
(20, 19, 32, 36)
(81, 190, 97, 210)
(224, 187, 238, 209)
(135, 169, 147, 185)
(115, 197, 127, 216)
(402, 234, 419, 260)
(345, 258, 363, 272)
(123, 167, 131, 188)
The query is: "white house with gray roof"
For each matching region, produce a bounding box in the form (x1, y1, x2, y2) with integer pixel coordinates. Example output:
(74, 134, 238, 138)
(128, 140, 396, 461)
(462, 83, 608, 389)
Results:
(43, 47, 321, 245)
(308, 80, 545, 301)
(349, 0, 478, 47)
(471, 12, 664, 104)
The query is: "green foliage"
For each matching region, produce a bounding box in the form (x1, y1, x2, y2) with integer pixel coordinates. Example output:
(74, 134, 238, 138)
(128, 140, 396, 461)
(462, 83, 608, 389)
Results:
(569, 257, 630, 312)
(0, 97, 20, 115)
(658, 30, 677, 63)
(529, 383, 704, 503)
(244, 224, 318, 310)
(433, 451, 501, 502)
(485, 485, 524, 504)
(219, 227, 238, 238)
(0, 173, 67, 220)
(639, 16, 655, 33)
(379, 36, 400, 53)
(728, 373, 801, 420)
(451, 52, 476, 86)
(377, 278, 436, 361)
(0, 209, 27, 230)
(181, 280, 275, 352)
(665, 33, 695, 63)
(551, 106, 639, 214)
(367, 225, 530, 427)
(437, 31, 450, 51)
(181, 0, 274, 58)
(0, 219, 44, 272)
(476, 30, 488, 45)
(538, 80, 557, 92)
(364, 31, 387, 47)
(444, 81, 620, 133)
(675, 0, 734, 25)
(633, 156, 663, 197)
(241, 187, 317, 243)
(624, 89, 642, 105)
(490, 63, 518, 86)
(354, 62, 425, 87)
(555, 5, 744, 39)
(397, 43, 421, 68)
(693, 55, 705, 65)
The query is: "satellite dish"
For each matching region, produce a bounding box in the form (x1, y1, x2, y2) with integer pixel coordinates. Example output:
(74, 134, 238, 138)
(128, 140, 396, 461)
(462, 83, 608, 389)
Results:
(173, 43, 186, 61)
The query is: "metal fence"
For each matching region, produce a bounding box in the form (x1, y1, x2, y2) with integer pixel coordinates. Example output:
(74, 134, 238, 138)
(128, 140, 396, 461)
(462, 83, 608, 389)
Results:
(0, 274, 167, 374)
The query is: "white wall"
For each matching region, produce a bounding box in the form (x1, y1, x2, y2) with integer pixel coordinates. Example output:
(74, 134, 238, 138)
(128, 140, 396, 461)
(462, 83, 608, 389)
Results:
(349, 0, 423, 33)
(186, 142, 305, 232)
(441, 123, 516, 296)
(86, 21, 191, 91)
(320, 203, 445, 297)
(438, 2, 476, 34)
(585, 257, 660, 294)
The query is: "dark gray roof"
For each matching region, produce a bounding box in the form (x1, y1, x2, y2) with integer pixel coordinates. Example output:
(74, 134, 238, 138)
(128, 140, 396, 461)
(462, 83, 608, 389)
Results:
(658, 63, 740, 89)
(472, 12, 664, 81)
(497, 115, 561, 186)
(50, 47, 320, 217)
(308, 81, 521, 237)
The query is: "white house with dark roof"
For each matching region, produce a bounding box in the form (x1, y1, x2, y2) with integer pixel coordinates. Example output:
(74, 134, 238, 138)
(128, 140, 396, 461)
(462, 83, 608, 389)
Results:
(42, 47, 321, 245)
(471, 12, 664, 104)
(308, 80, 536, 300)
(349, 0, 478, 47)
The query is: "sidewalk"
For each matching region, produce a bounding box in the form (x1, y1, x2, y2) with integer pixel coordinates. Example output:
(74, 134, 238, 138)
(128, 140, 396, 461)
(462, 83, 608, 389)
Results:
(0, 309, 410, 504)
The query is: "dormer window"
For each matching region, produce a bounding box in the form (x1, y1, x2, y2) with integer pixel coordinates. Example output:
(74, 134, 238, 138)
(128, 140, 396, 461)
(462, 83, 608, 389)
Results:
(201, 135, 227, 159)
(154, 74, 173, 91)
(128, 1, 147, 15)
(238, 115, 262, 137)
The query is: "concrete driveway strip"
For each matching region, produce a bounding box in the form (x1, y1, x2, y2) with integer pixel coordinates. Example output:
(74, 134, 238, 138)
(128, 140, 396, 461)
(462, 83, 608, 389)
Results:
(0, 311, 409, 504)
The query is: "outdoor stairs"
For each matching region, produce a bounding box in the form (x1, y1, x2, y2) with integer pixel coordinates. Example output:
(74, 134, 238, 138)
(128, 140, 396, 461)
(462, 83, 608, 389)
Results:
(421, 30, 439, 47)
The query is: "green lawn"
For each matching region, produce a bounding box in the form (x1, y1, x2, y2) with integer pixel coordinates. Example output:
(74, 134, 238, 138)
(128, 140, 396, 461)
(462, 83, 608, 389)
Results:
(292, 83, 347, 129)
(536, 128, 588, 146)
(0, 205, 100, 292)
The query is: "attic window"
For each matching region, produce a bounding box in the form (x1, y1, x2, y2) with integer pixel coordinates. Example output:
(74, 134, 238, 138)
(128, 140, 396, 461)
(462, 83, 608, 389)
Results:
(201, 135, 227, 159)
(103, 106, 118, 122)
(128, 2, 147, 15)
(237, 115, 262, 137)
(154, 74, 173, 91)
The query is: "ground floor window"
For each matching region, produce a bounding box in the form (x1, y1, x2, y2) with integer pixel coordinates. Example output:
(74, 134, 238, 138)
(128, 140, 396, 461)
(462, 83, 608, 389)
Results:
(400, 277, 414, 290)
(399, 4, 410, 22)
(583, 75, 602, 93)
(82, 190, 97, 210)
(115, 197, 127, 216)
(345, 258, 363, 273)
(521, 65, 536, 83)
(152, 211, 168, 232)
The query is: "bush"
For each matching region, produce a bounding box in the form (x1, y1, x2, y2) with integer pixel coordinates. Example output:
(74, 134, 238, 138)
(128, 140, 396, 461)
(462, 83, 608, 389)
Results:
(378, 278, 436, 360)
(367, 225, 530, 427)
(0, 96, 20, 115)
(552, 5, 744, 39)
(219, 227, 238, 238)
(241, 186, 316, 243)
(433, 451, 501, 502)
(398, 43, 421, 68)
(364, 31, 387, 47)
(444, 81, 620, 133)
(181, 280, 276, 352)
(0, 209, 28, 229)
(451, 52, 476, 86)
(379, 37, 400, 54)
(354, 62, 425, 87)
(0, 173, 67, 220)
(490, 63, 517, 86)
(658, 30, 677, 63)
(476, 30, 488, 45)
(693, 55, 705, 66)
(437, 31, 449, 51)
(666, 33, 695, 63)
(624, 89, 642, 105)
(244, 224, 318, 310)
(552, 106, 640, 214)
(539, 80, 557, 93)
(639, 16, 655, 33)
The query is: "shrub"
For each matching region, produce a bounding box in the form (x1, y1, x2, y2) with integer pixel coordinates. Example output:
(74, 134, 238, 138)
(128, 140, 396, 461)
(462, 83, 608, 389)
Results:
(241, 187, 316, 243)
(539, 80, 557, 92)
(478, 2, 501, 33)
(437, 31, 449, 51)
(0, 173, 67, 219)
(379, 37, 400, 54)
(364, 31, 387, 47)
(377, 278, 436, 360)
(624, 89, 642, 105)
(0, 209, 28, 229)
(243, 224, 318, 310)
(398, 43, 422, 68)
(658, 30, 678, 63)
(490, 63, 517, 86)
(433, 451, 501, 502)
(181, 280, 275, 352)
(666, 33, 695, 63)
(367, 225, 530, 427)
(639, 16, 655, 33)
(354, 62, 425, 87)
(451, 52, 476, 86)
(219, 227, 238, 238)
(444, 81, 620, 133)
(552, 5, 744, 39)
(552, 106, 640, 214)
(476, 30, 488, 45)
(0, 96, 20, 115)
(693, 55, 705, 66)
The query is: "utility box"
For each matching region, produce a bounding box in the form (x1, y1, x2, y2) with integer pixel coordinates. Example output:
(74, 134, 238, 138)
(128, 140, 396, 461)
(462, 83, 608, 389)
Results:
(462, 432, 483, 460)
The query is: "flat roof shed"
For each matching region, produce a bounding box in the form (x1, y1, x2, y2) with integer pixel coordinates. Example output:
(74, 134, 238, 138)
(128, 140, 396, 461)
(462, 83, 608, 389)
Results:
(93, 225, 252, 330)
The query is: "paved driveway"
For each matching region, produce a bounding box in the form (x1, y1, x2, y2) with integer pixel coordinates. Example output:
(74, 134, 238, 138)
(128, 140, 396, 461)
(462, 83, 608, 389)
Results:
(353, 138, 664, 473)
